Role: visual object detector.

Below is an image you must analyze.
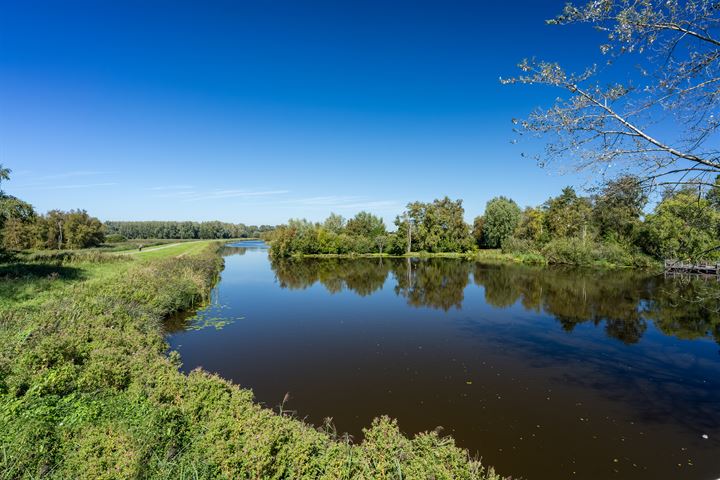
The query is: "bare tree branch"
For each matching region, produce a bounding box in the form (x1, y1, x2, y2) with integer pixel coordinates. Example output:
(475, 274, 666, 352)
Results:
(505, 0, 720, 192)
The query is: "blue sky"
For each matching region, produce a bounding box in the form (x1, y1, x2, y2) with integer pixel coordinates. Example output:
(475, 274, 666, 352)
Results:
(1, 0, 610, 225)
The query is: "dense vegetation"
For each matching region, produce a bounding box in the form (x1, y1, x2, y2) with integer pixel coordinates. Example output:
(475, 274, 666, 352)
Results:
(0, 168, 100, 253)
(104, 221, 274, 241)
(1, 208, 105, 251)
(268, 176, 720, 267)
(500, 178, 720, 266)
(0, 242, 499, 479)
(268, 198, 475, 258)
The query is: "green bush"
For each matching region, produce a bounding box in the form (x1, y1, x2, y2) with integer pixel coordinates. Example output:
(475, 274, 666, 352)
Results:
(105, 234, 126, 243)
(639, 191, 720, 261)
(499, 236, 656, 268)
(538, 238, 656, 268)
(541, 238, 600, 265)
(500, 236, 538, 255)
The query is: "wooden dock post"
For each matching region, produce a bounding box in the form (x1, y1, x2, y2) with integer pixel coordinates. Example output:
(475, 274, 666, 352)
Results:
(664, 258, 720, 275)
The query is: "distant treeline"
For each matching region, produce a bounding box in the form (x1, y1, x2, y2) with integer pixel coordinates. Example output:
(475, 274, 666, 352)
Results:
(104, 221, 274, 240)
(267, 175, 720, 266)
(0, 164, 275, 252)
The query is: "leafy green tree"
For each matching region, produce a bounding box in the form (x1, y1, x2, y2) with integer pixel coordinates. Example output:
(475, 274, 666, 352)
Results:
(640, 190, 720, 260)
(287, 219, 320, 254)
(24, 209, 105, 250)
(394, 197, 473, 252)
(1, 217, 34, 250)
(36, 210, 67, 249)
(481, 196, 521, 248)
(592, 175, 647, 242)
(269, 213, 391, 257)
(346, 211, 385, 238)
(267, 219, 321, 257)
(471, 216, 484, 247)
(62, 209, 105, 248)
(544, 187, 594, 240)
(0, 195, 35, 226)
(322, 213, 346, 234)
(267, 225, 295, 258)
(0, 196, 36, 251)
(514, 207, 545, 242)
(0, 169, 36, 251)
(393, 209, 419, 254)
(316, 227, 340, 254)
(375, 234, 388, 254)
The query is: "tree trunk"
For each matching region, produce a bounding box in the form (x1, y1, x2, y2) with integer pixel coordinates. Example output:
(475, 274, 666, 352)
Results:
(406, 215, 412, 255)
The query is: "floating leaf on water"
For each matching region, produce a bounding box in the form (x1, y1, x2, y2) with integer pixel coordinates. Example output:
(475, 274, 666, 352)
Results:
(185, 311, 245, 331)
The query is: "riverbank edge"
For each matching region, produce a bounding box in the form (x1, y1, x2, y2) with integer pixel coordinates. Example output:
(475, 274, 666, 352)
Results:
(0, 242, 501, 479)
(282, 249, 663, 271)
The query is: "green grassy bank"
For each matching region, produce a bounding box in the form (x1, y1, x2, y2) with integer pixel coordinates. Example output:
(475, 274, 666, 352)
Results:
(0, 242, 500, 479)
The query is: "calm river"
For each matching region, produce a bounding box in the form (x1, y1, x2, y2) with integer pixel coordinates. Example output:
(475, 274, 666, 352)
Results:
(166, 241, 720, 480)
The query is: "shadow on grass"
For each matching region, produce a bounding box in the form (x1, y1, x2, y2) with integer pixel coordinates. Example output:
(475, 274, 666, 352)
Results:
(0, 263, 86, 281)
(0, 263, 88, 306)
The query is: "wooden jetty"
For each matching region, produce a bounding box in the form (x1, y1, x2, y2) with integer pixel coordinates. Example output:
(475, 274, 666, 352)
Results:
(664, 259, 720, 275)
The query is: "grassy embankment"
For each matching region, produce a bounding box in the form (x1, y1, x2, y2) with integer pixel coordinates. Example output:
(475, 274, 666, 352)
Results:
(92, 238, 198, 253)
(0, 241, 500, 479)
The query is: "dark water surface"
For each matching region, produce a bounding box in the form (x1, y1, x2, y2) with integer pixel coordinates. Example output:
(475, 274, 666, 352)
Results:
(166, 241, 720, 480)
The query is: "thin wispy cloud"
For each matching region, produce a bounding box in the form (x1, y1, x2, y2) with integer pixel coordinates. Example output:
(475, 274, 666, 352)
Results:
(331, 200, 399, 210)
(294, 196, 359, 206)
(287, 196, 400, 211)
(185, 189, 290, 201)
(15, 182, 119, 190)
(148, 185, 195, 191)
(151, 188, 290, 202)
(152, 190, 198, 199)
(12, 171, 116, 190)
(40, 171, 111, 180)
(47, 182, 119, 190)
(148, 190, 396, 212)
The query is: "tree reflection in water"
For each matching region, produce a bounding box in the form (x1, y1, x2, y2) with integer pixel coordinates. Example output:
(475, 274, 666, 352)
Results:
(270, 256, 720, 345)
